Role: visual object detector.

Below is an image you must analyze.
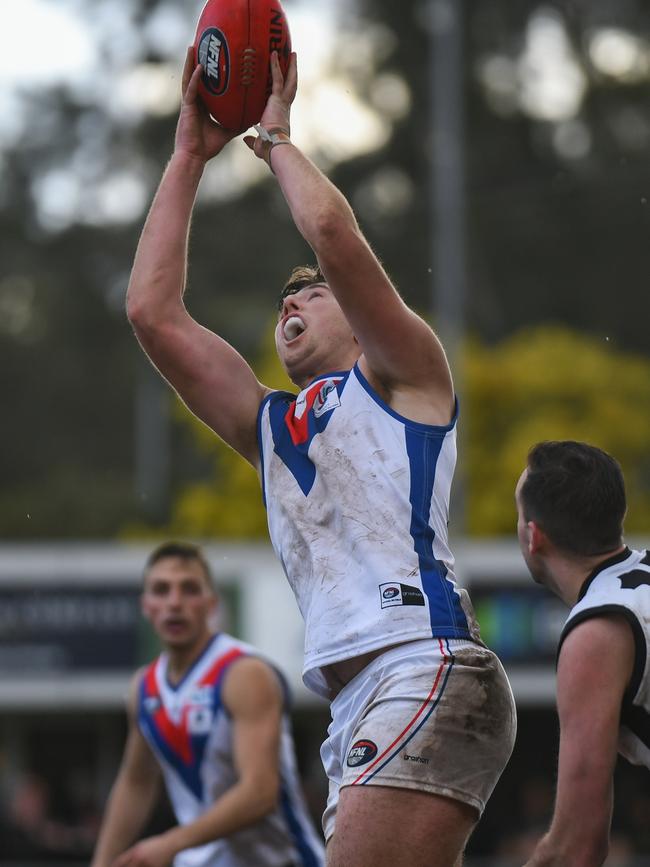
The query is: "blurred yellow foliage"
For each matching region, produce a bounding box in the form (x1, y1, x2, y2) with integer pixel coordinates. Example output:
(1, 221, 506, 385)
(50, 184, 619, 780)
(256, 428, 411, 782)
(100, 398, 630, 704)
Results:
(150, 322, 650, 541)
(463, 326, 650, 536)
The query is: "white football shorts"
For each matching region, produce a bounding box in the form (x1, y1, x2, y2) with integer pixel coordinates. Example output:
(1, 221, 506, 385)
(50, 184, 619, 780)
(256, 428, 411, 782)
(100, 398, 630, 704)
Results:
(320, 637, 516, 842)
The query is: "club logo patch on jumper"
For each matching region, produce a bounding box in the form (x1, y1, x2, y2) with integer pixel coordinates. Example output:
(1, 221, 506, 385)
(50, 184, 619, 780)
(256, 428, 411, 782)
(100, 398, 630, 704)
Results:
(187, 706, 213, 735)
(347, 739, 378, 767)
(143, 695, 161, 715)
(380, 582, 426, 609)
(313, 381, 341, 418)
(189, 686, 213, 707)
(293, 378, 342, 422)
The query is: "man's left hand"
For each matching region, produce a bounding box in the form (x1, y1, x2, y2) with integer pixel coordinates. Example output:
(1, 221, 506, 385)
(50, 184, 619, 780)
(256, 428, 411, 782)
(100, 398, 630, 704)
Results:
(244, 51, 297, 162)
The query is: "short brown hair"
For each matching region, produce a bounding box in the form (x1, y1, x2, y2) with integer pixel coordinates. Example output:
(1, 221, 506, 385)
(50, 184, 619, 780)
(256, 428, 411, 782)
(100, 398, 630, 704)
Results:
(143, 541, 215, 590)
(277, 265, 326, 312)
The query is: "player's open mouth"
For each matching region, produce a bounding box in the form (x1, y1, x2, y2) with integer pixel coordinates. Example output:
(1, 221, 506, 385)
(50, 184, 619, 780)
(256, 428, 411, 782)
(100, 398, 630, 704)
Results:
(283, 315, 306, 342)
(164, 619, 186, 632)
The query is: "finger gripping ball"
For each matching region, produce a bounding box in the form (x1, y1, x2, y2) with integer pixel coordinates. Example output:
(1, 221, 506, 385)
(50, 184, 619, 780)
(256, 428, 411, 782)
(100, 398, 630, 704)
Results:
(194, 0, 292, 133)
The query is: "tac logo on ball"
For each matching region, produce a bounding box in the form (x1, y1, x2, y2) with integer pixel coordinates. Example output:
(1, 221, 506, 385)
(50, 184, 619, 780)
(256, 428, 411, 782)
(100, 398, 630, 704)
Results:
(198, 27, 230, 95)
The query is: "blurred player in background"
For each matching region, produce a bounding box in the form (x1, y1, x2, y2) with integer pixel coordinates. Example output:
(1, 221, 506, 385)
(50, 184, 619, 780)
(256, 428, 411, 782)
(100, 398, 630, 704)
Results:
(90, 541, 324, 867)
(516, 441, 650, 866)
(125, 47, 516, 867)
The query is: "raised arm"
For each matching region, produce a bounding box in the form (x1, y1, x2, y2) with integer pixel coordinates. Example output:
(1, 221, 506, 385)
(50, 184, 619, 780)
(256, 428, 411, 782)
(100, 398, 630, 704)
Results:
(90, 673, 162, 867)
(524, 615, 635, 867)
(246, 54, 454, 424)
(127, 48, 268, 466)
(114, 657, 285, 867)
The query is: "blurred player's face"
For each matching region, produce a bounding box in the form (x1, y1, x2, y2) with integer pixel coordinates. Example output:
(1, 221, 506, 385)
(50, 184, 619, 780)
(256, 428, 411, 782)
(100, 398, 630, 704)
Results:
(141, 556, 217, 651)
(275, 283, 360, 387)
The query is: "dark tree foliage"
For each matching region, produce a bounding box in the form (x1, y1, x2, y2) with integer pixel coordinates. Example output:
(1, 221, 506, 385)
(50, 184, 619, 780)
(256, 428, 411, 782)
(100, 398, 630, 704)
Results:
(351, 0, 650, 348)
(465, 0, 650, 347)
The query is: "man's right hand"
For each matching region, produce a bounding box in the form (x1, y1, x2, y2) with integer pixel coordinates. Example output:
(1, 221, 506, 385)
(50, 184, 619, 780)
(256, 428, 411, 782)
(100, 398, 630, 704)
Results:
(174, 46, 237, 164)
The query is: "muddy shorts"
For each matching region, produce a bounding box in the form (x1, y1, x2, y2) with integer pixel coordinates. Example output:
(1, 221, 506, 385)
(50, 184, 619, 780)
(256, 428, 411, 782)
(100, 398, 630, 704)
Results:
(320, 637, 517, 841)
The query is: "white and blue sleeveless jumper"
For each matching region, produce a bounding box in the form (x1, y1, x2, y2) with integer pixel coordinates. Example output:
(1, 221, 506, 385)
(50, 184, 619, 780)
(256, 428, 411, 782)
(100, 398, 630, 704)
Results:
(257, 363, 483, 698)
(138, 632, 324, 866)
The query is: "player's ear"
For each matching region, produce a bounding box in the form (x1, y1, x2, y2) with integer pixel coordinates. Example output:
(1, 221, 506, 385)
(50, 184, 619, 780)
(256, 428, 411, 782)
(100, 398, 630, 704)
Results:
(527, 521, 548, 555)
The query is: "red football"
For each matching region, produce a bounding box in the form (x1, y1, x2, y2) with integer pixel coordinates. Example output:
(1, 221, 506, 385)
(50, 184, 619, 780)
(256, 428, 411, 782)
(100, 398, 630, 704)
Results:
(193, 0, 292, 132)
